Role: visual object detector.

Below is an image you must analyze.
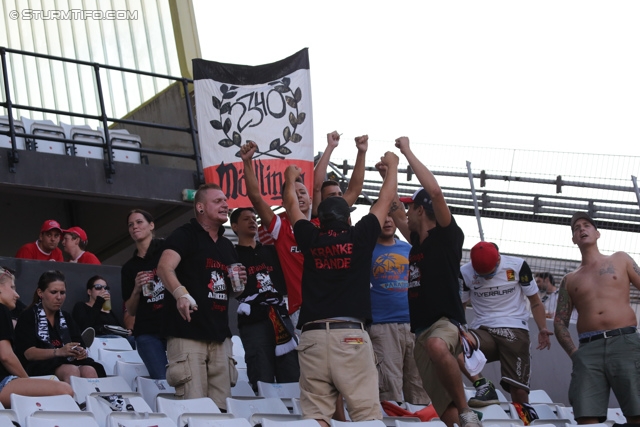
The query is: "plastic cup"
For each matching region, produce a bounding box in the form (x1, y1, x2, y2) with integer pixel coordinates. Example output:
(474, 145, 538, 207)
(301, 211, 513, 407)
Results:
(102, 298, 112, 311)
(142, 271, 155, 296)
(228, 263, 244, 293)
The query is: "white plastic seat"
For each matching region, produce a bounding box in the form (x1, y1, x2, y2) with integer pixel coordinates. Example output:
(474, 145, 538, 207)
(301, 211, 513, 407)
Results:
(531, 420, 573, 427)
(110, 130, 142, 164)
(89, 336, 133, 360)
(156, 396, 220, 425)
(98, 349, 143, 375)
(262, 419, 318, 427)
(395, 421, 447, 427)
(30, 120, 68, 155)
(606, 408, 626, 424)
(0, 411, 18, 427)
(291, 397, 302, 415)
(231, 380, 256, 397)
(528, 390, 554, 404)
(236, 368, 249, 383)
(28, 375, 60, 381)
(107, 412, 174, 427)
(10, 394, 80, 427)
(231, 335, 244, 358)
(484, 421, 524, 427)
(26, 411, 100, 427)
(135, 377, 175, 411)
(0, 116, 27, 150)
(87, 393, 153, 427)
(186, 416, 250, 427)
(555, 406, 575, 424)
(225, 397, 289, 421)
(331, 420, 386, 426)
(115, 360, 150, 390)
(477, 404, 510, 420)
(256, 381, 300, 408)
(70, 375, 132, 404)
(68, 125, 105, 159)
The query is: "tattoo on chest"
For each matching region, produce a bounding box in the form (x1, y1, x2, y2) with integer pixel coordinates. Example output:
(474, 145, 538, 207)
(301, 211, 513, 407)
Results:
(599, 264, 615, 276)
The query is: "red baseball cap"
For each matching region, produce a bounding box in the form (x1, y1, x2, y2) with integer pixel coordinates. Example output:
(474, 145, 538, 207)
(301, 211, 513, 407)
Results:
(40, 220, 63, 233)
(470, 241, 500, 275)
(64, 226, 88, 241)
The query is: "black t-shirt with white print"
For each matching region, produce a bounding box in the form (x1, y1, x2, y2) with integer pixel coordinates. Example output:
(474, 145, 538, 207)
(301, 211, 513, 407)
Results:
(164, 219, 238, 342)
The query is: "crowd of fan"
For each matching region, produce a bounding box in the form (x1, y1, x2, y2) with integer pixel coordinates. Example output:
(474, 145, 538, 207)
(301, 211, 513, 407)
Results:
(1, 132, 639, 427)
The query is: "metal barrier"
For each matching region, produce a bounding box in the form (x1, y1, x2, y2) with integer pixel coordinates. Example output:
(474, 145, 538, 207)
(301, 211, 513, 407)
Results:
(0, 46, 203, 184)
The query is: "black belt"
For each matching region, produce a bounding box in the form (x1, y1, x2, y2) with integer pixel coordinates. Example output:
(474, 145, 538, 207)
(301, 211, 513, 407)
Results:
(579, 326, 637, 344)
(301, 321, 363, 333)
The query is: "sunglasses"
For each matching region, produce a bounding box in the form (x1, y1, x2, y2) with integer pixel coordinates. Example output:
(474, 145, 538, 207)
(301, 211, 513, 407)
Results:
(93, 285, 110, 290)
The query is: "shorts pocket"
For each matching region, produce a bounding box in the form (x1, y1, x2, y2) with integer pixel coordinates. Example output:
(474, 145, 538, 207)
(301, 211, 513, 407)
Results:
(375, 354, 388, 393)
(166, 353, 191, 388)
(229, 356, 238, 387)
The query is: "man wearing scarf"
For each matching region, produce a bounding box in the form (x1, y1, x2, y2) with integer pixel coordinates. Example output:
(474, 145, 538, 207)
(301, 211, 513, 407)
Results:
(230, 207, 299, 392)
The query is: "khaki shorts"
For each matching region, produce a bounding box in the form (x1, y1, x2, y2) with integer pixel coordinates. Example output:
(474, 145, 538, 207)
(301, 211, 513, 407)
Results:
(471, 326, 530, 392)
(166, 337, 237, 411)
(297, 326, 381, 424)
(414, 318, 462, 416)
(368, 323, 430, 404)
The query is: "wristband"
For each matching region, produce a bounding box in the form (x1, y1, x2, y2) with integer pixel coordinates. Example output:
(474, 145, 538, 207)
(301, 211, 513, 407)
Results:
(180, 293, 198, 308)
(172, 286, 189, 299)
(53, 348, 57, 357)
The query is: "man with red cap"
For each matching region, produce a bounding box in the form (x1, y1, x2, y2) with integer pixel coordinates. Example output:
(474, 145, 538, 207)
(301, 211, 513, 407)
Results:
(459, 241, 552, 406)
(61, 227, 100, 264)
(15, 220, 64, 262)
(554, 212, 640, 424)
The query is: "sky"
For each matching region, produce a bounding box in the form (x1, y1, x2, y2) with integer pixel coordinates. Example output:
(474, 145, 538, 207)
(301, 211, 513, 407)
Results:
(193, 0, 640, 162)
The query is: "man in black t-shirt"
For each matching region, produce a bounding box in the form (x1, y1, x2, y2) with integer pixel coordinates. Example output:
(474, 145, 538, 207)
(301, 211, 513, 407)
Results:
(157, 183, 246, 411)
(284, 151, 399, 427)
(390, 137, 479, 427)
(230, 207, 299, 391)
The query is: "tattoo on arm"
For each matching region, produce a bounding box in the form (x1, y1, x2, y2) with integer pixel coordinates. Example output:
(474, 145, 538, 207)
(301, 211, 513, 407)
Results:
(554, 276, 576, 356)
(389, 201, 399, 213)
(633, 259, 640, 277)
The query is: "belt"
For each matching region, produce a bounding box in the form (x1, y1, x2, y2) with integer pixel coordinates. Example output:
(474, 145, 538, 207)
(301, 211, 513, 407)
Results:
(301, 321, 363, 333)
(578, 326, 637, 344)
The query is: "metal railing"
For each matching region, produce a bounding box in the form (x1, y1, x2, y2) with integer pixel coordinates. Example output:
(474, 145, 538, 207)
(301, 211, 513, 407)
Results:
(0, 47, 203, 184)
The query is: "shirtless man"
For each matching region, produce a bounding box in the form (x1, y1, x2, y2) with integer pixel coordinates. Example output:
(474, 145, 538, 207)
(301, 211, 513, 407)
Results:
(554, 212, 640, 424)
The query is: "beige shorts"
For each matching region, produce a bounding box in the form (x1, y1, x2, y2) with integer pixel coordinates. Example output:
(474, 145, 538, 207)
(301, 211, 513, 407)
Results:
(414, 318, 462, 416)
(166, 337, 237, 410)
(297, 326, 381, 423)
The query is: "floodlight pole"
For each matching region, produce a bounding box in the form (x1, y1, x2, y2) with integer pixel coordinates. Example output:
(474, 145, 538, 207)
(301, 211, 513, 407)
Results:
(467, 161, 485, 242)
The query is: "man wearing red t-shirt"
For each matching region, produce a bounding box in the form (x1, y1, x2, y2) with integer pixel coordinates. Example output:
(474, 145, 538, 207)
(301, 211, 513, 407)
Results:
(15, 220, 64, 262)
(61, 227, 101, 264)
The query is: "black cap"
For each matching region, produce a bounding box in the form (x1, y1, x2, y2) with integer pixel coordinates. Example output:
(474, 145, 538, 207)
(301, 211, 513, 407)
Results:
(570, 212, 597, 232)
(317, 197, 355, 225)
(399, 188, 434, 213)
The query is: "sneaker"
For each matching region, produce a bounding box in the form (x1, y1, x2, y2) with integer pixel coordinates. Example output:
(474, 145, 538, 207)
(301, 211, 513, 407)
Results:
(468, 378, 500, 407)
(459, 408, 483, 427)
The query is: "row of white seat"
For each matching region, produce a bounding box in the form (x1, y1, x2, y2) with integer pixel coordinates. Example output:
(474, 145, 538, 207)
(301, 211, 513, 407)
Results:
(0, 116, 142, 163)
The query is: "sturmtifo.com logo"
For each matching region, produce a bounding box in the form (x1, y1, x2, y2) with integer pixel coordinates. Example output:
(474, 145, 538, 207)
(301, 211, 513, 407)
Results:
(9, 9, 139, 20)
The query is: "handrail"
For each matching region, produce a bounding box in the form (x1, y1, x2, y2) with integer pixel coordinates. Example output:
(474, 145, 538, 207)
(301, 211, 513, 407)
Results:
(0, 46, 203, 184)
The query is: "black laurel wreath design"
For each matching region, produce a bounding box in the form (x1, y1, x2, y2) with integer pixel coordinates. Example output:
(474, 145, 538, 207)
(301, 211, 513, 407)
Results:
(208, 77, 306, 160)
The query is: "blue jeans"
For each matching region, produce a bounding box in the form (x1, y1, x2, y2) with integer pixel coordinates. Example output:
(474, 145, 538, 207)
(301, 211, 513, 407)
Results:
(135, 334, 167, 379)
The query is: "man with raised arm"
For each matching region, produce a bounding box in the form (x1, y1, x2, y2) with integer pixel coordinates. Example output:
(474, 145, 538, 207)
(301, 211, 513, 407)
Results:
(312, 131, 368, 217)
(390, 137, 480, 427)
(283, 151, 398, 427)
(241, 141, 314, 327)
(554, 212, 640, 425)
